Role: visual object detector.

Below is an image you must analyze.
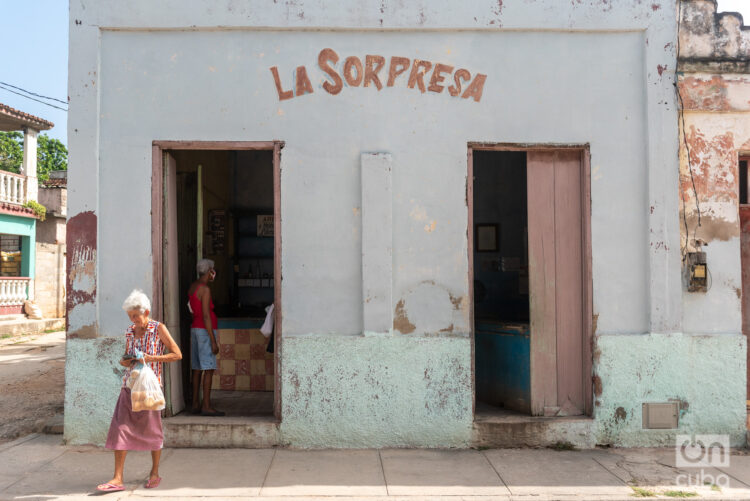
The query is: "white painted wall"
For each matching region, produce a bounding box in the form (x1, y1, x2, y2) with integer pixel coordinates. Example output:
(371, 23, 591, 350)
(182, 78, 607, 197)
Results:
(69, 0, 680, 338)
(93, 29, 662, 337)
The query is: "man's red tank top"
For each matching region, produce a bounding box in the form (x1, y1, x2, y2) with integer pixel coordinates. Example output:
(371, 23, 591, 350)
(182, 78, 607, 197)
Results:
(189, 285, 218, 330)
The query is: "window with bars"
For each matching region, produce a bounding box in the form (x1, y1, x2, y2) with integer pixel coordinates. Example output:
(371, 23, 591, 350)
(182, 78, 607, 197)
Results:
(0, 234, 22, 277)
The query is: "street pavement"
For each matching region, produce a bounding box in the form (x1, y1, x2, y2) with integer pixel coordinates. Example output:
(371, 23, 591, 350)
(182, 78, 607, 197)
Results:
(0, 330, 65, 381)
(0, 331, 65, 441)
(2, 434, 750, 500)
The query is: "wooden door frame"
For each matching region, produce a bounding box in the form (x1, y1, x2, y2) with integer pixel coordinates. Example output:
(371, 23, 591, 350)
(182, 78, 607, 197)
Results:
(739, 155, 750, 406)
(466, 143, 593, 417)
(740, 153, 750, 335)
(152, 140, 284, 420)
(739, 155, 750, 201)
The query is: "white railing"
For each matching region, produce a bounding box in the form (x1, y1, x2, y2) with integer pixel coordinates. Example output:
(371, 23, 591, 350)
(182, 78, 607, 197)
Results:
(0, 277, 29, 306)
(0, 172, 26, 205)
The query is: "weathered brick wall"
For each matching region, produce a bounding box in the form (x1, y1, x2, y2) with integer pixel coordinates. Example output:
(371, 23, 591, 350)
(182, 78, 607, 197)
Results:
(35, 241, 65, 318)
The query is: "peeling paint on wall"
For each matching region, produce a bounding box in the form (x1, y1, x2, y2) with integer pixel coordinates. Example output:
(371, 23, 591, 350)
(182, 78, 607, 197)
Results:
(678, 113, 748, 251)
(678, 2, 750, 341)
(66, 211, 97, 339)
(680, 75, 730, 111)
(594, 333, 746, 447)
(393, 299, 416, 334)
(64, 337, 124, 445)
(280, 335, 472, 448)
(682, 127, 737, 204)
(684, 212, 740, 242)
(393, 281, 467, 335)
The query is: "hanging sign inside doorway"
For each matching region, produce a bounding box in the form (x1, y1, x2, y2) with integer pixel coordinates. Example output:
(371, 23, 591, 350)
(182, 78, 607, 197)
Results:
(208, 209, 226, 254)
(270, 48, 487, 103)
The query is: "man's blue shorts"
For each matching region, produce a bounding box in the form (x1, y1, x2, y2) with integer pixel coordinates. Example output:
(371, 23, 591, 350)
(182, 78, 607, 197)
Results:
(191, 327, 217, 370)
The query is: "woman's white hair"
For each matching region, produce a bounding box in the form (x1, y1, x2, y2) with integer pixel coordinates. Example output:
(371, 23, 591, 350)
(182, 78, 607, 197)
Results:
(197, 258, 215, 277)
(122, 289, 151, 313)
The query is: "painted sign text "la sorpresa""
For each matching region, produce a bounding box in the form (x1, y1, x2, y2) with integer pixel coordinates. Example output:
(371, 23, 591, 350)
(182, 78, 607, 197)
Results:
(270, 48, 487, 103)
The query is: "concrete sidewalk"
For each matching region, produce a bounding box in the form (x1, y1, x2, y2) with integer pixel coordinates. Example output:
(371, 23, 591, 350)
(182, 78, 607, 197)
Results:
(2, 434, 750, 500)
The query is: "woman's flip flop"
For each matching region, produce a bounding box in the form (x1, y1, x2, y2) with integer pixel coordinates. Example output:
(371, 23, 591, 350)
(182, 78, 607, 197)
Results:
(145, 477, 162, 489)
(96, 482, 125, 492)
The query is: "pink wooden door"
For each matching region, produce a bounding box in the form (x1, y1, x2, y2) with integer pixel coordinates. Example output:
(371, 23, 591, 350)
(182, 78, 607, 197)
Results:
(527, 150, 585, 417)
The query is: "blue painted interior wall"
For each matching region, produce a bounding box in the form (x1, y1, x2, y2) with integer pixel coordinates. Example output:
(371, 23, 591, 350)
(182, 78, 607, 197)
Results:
(475, 321, 530, 413)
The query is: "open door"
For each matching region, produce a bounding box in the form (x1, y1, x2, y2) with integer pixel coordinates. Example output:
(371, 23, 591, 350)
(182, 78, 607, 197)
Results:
(152, 141, 283, 422)
(527, 150, 587, 417)
(163, 151, 185, 416)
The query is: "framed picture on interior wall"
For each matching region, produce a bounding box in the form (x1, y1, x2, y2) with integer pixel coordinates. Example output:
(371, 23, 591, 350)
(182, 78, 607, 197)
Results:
(476, 224, 499, 252)
(257, 215, 274, 237)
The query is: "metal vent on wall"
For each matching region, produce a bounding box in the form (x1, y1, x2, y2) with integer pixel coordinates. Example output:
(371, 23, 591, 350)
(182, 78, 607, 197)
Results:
(642, 402, 679, 429)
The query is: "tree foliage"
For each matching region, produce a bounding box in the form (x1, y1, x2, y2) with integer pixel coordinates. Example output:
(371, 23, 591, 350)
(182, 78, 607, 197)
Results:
(0, 131, 67, 183)
(36, 135, 67, 182)
(0, 131, 23, 173)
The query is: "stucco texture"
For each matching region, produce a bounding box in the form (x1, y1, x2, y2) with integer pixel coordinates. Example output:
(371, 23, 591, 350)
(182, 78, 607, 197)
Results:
(280, 335, 472, 448)
(678, 97, 750, 333)
(86, 27, 666, 338)
(594, 333, 747, 447)
(63, 338, 126, 445)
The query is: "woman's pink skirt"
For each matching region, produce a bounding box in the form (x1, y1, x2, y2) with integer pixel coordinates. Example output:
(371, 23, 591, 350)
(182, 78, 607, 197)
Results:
(105, 387, 163, 451)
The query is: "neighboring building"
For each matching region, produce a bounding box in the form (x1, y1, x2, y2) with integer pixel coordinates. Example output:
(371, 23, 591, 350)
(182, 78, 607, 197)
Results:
(36, 170, 67, 318)
(0, 103, 49, 316)
(65, 0, 745, 449)
(677, 0, 750, 428)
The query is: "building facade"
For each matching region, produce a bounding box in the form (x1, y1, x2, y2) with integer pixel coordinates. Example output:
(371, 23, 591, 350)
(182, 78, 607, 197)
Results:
(36, 171, 67, 319)
(678, 0, 750, 429)
(65, 0, 746, 448)
(0, 104, 48, 317)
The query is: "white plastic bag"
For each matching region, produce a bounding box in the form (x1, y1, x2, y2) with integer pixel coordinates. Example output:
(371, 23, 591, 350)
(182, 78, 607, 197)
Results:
(260, 304, 274, 338)
(24, 300, 42, 320)
(129, 363, 165, 412)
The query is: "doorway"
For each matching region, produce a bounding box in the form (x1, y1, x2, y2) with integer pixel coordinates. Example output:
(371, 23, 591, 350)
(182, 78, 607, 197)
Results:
(469, 145, 592, 418)
(152, 141, 282, 420)
(739, 156, 750, 425)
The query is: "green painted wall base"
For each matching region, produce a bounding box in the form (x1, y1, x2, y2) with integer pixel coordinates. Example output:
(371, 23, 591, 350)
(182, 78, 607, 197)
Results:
(594, 333, 747, 447)
(63, 332, 747, 448)
(64, 338, 126, 445)
(279, 335, 473, 448)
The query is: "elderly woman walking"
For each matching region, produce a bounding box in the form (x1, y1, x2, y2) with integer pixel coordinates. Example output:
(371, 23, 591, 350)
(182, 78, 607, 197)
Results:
(188, 258, 224, 416)
(97, 289, 182, 492)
